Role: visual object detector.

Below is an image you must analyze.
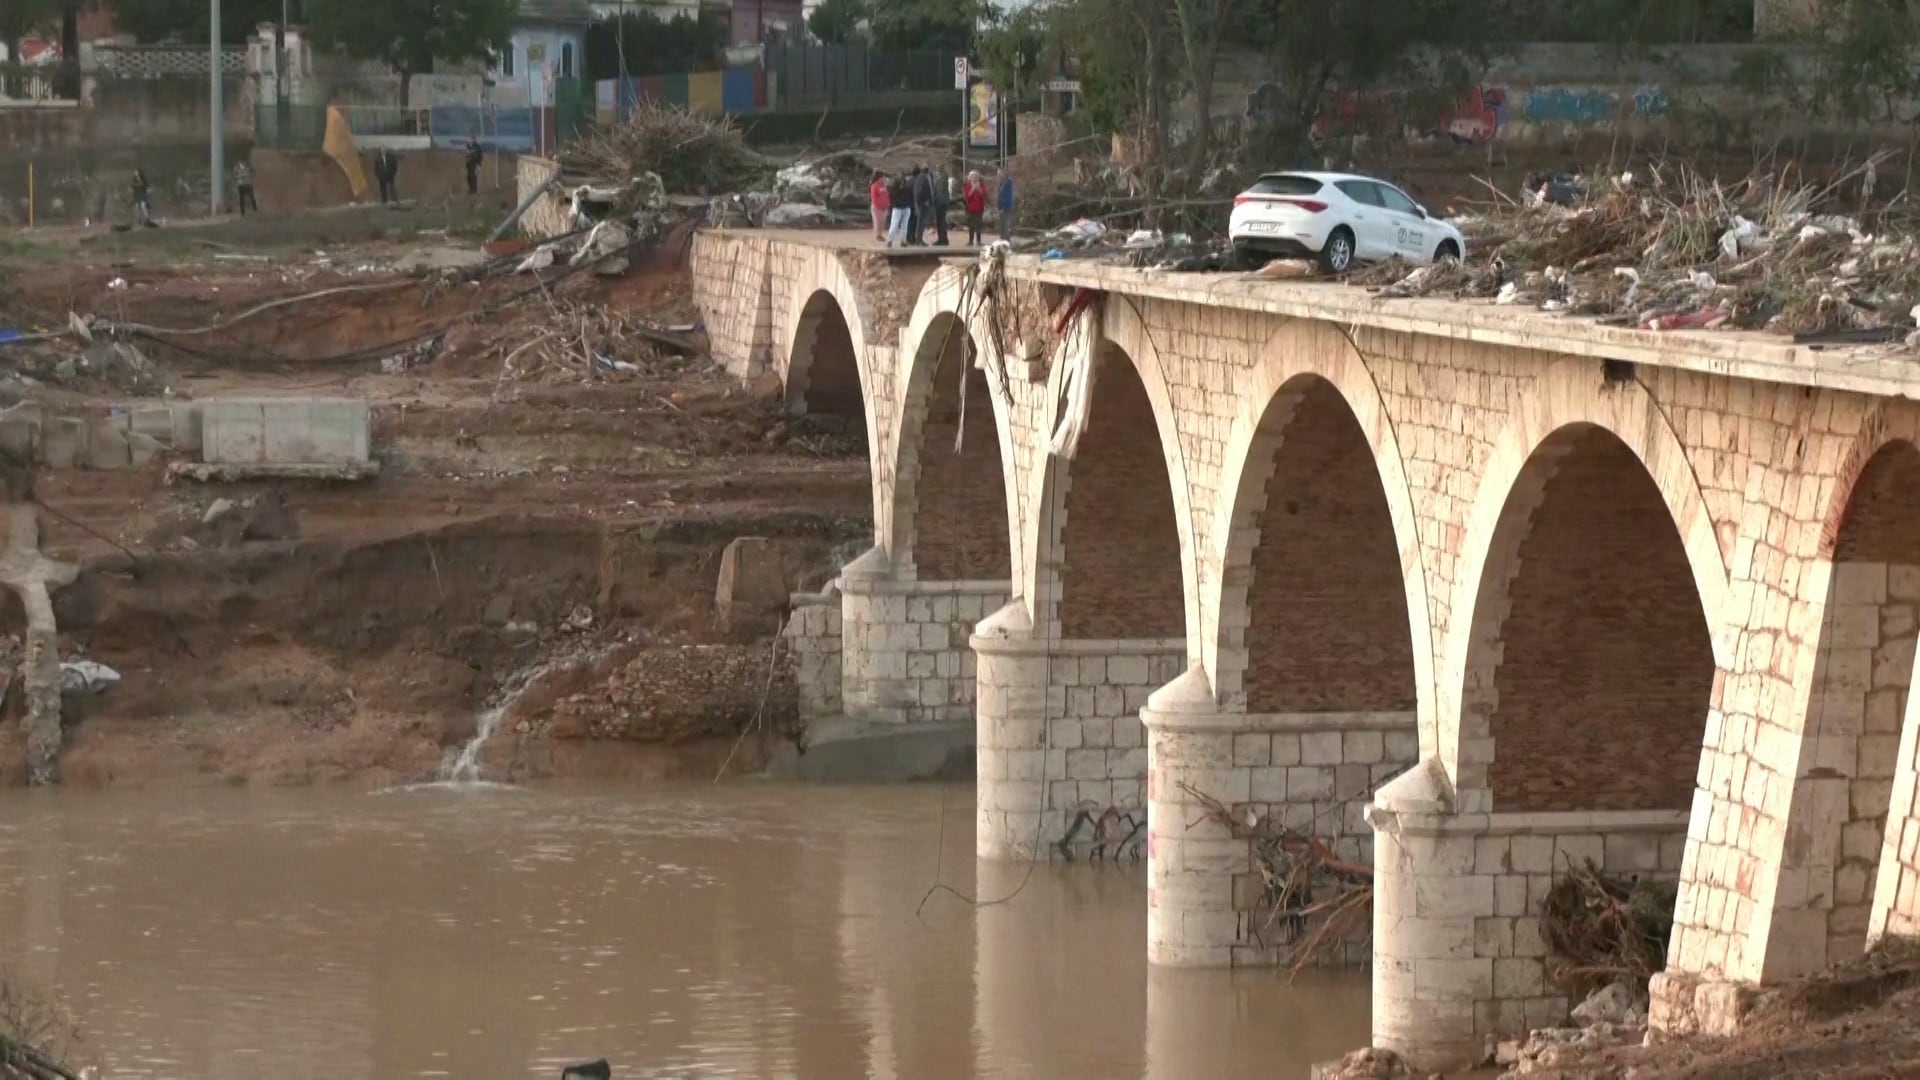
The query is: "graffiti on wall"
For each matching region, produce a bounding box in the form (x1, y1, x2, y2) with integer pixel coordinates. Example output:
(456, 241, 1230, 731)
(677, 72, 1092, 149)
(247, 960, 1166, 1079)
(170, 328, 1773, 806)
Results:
(1301, 82, 1671, 144)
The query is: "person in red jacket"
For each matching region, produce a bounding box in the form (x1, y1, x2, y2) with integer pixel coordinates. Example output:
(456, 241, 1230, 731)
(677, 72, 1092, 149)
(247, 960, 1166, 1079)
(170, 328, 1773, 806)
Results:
(869, 171, 890, 241)
(961, 170, 988, 246)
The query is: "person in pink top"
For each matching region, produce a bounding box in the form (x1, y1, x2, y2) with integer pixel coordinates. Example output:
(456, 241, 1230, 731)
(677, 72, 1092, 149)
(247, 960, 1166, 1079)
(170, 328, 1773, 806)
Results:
(869, 172, 890, 241)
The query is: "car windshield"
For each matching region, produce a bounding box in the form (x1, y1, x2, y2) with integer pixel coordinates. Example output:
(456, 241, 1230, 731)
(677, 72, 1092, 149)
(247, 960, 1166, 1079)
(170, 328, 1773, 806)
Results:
(1246, 175, 1323, 196)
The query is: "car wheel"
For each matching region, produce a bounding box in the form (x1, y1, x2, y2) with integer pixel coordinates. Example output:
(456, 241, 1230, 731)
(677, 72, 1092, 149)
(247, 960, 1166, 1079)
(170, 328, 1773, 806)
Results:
(1319, 228, 1356, 274)
(1233, 243, 1270, 271)
(1435, 240, 1461, 263)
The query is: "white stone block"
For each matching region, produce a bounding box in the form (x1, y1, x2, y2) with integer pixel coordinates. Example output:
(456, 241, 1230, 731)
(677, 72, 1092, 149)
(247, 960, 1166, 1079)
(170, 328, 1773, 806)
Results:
(1301, 730, 1343, 765)
(1345, 730, 1385, 764)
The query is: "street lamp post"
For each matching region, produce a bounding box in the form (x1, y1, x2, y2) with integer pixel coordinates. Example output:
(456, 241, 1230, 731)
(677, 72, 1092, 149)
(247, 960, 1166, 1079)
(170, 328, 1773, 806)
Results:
(210, 0, 224, 214)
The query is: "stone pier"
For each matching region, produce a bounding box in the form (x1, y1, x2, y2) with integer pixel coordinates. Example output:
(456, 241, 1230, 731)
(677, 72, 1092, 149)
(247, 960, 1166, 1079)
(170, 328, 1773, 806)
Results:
(690, 228, 1920, 1069)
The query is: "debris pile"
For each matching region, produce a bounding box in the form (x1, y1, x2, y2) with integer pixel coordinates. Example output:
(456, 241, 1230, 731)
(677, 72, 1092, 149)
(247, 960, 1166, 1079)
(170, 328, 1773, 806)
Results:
(560, 103, 770, 196)
(1180, 781, 1373, 973)
(1365, 164, 1920, 343)
(1539, 859, 1676, 994)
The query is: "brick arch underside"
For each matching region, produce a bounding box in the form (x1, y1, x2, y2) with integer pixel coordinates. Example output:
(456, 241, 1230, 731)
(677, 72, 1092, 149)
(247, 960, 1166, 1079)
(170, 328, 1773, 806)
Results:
(790, 290, 866, 434)
(1057, 344, 1185, 640)
(1475, 424, 1717, 813)
(904, 315, 1011, 581)
(1796, 440, 1920, 963)
(1244, 379, 1416, 713)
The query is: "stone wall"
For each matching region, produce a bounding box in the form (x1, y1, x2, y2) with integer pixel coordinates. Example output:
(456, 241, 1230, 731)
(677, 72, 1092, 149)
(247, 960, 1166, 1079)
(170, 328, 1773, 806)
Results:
(840, 574, 1004, 725)
(785, 589, 843, 721)
(974, 616, 1180, 859)
(253, 148, 521, 211)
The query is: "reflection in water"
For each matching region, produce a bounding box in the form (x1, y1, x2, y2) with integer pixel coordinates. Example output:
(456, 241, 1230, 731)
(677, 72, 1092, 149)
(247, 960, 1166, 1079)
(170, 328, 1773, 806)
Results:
(0, 783, 1367, 1078)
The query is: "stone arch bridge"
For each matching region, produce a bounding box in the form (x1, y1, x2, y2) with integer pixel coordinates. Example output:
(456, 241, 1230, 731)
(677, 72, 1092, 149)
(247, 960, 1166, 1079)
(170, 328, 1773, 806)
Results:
(690, 230, 1920, 1069)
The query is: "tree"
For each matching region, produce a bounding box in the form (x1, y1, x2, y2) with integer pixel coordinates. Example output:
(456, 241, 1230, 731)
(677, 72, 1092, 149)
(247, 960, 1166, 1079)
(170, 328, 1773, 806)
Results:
(585, 11, 727, 80)
(1230, 0, 1495, 160)
(1172, 0, 1238, 159)
(866, 0, 985, 53)
(114, 0, 290, 44)
(305, 0, 515, 105)
(807, 0, 868, 45)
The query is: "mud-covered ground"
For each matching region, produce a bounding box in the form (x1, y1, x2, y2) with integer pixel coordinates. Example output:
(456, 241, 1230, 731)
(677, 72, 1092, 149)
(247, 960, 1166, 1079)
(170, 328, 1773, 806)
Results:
(0, 212, 872, 788)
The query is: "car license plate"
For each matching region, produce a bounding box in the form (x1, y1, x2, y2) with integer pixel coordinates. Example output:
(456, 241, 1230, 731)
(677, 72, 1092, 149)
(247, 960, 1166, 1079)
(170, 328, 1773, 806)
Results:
(1247, 223, 1279, 233)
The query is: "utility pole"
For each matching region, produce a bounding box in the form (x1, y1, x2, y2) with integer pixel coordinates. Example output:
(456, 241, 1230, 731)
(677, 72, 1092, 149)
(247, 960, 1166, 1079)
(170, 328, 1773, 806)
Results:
(276, 0, 290, 145)
(210, 0, 224, 214)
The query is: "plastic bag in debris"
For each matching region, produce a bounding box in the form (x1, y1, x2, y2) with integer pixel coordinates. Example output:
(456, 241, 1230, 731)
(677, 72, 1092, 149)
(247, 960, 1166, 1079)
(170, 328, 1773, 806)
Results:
(1051, 219, 1107, 244)
(1255, 259, 1315, 279)
(59, 660, 120, 696)
(1718, 216, 1762, 260)
(1124, 229, 1161, 250)
(764, 202, 835, 227)
(515, 247, 556, 274)
(774, 162, 830, 200)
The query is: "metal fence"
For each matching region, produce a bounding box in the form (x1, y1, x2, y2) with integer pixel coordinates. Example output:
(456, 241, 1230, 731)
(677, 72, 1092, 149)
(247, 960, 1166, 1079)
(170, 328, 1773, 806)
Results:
(763, 44, 952, 106)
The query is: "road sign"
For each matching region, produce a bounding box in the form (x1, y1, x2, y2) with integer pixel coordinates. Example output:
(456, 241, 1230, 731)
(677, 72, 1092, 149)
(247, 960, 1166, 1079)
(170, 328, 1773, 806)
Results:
(1044, 78, 1082, 93)
(954, 57, 969, 90)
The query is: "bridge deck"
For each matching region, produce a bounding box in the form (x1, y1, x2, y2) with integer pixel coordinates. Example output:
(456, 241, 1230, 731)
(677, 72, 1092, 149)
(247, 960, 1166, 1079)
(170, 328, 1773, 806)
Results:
(1015, 256, 1920, 400)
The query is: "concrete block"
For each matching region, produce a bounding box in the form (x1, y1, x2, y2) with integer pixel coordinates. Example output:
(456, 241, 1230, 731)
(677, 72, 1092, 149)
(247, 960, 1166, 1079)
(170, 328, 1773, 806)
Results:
(1301, 730, 1343, 765)
(201, 401, 265, 464)
(0, 417, 38, 463)
(129, 406, 174, 443)
(86, 419, 129, 470)
(715, 537, 788, 635)
(126, 432, 164, 467)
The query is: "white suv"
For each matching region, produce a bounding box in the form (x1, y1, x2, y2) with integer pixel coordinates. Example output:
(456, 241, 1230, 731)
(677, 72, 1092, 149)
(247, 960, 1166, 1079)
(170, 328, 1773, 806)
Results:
(1229, 171, 1465, 273)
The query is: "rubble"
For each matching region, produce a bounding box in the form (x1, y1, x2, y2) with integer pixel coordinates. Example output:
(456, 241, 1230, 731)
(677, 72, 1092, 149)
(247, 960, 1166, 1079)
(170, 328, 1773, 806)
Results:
(1359, 162, 1920, 342)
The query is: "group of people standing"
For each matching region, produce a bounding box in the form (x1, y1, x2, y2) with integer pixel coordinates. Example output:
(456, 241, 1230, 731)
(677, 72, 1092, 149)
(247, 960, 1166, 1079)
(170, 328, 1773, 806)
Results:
(869, 165, 1015, 249)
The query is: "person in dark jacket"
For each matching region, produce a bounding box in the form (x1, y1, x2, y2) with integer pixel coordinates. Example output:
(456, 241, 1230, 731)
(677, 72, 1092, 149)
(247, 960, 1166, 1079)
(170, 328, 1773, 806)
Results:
(911, 166, 936, 246)
(374, 149, 399, 204)
(131, 169, 154, 227)
(464, 136, 484, 195)
(886, 172, 913, 247)
(929, 166, 951, 246)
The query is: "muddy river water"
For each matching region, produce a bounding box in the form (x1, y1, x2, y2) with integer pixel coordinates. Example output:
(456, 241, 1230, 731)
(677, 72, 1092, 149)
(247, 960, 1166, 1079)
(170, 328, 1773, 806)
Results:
(0, 783, 1368, 1078)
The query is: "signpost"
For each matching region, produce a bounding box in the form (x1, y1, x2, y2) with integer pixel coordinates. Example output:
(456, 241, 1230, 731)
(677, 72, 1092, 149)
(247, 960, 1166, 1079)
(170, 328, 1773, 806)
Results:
(956, 57, 969, 197)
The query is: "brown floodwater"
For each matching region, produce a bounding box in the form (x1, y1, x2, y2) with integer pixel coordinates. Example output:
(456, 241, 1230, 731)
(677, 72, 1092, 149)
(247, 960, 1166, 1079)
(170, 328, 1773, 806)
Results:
(0, 782, 1369, 1078)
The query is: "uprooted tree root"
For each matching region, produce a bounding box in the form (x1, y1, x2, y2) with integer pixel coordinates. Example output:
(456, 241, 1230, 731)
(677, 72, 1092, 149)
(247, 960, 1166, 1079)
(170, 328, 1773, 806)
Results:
(0, 976, 88, 1080)
(1179, 782, 1372, 975)
(1540, 858, 1677, 997)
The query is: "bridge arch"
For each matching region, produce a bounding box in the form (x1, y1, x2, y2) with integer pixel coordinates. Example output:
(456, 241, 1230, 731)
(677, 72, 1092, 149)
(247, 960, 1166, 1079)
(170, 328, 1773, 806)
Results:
(1442, 360, 1729, 813)
(1767, 403, 1920, 974)
(781, 262, 884, 524)
(887, 273, 1019, 583)
(1023, 295, 1200, 649)
(1207, 321, 1432, 728)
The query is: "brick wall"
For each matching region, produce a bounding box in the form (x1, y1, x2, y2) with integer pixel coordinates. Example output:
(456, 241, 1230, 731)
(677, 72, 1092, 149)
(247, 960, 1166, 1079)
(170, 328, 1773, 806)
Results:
(688, 231, 775, 379)
(1059, 345, 1185, 640)
(911, 328, 1010, 581)
(1488, 427, 1716, 813)
(1245, 381, 1417, 713)
(795, 293, 866, 430)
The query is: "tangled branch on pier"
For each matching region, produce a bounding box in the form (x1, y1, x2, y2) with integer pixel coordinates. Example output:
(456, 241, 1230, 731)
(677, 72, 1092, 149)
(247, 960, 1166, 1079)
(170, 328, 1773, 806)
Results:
(1057, 805, 1145, 861)
(1539, 859, 1676, 996)
(1179, 782, 1372, 976)
(0, 976, 87, 1080)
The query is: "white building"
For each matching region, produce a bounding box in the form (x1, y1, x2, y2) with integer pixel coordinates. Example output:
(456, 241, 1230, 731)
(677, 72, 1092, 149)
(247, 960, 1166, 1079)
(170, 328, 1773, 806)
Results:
(496, 0, 595, 107)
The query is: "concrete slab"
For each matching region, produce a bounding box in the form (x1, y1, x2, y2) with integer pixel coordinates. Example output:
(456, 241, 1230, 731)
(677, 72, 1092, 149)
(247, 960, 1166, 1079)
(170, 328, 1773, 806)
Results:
(129, 406, 175, 444)
(171, 405, 204, 453)
(762, 717, 975, 782)
(0, 418, 39, 462)
(127, 432, 164, 467)
(202, 398, 370, 466)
